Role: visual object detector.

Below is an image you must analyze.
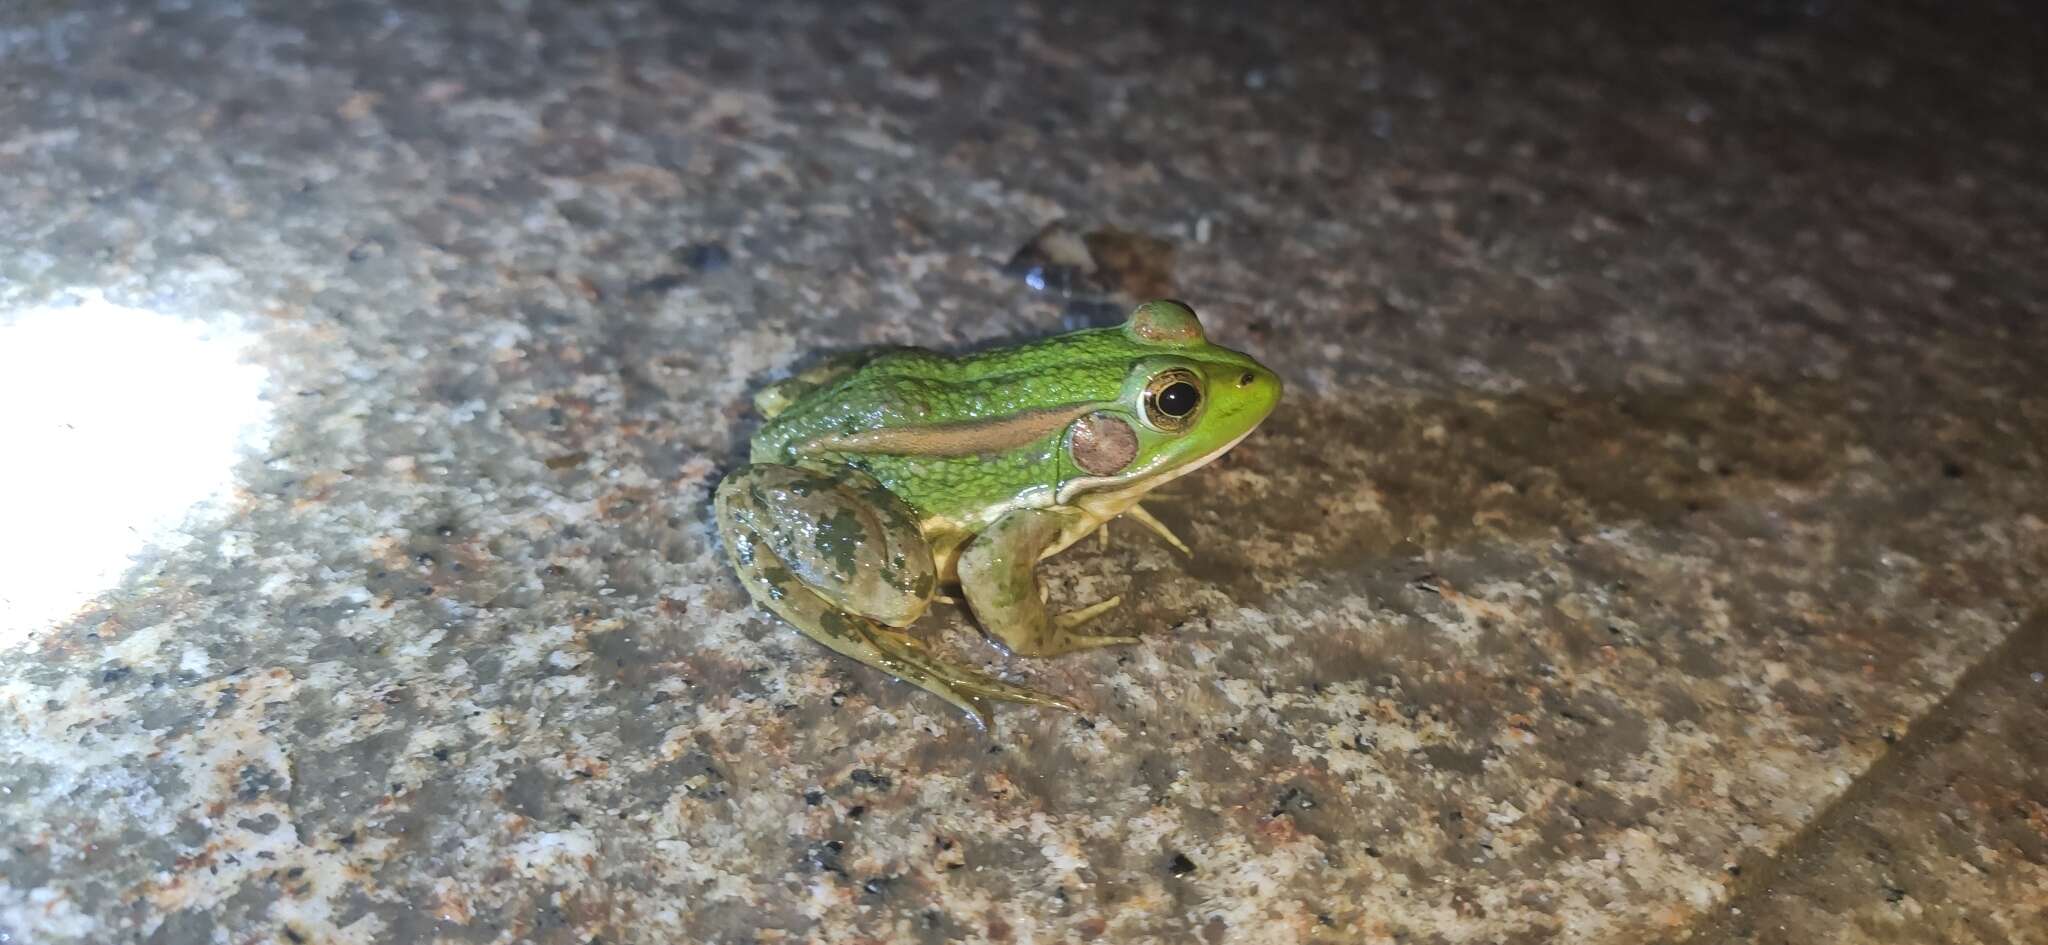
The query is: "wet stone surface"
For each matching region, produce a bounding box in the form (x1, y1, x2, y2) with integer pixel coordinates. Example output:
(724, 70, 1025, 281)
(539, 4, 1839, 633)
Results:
(3, 1, 2047, 943)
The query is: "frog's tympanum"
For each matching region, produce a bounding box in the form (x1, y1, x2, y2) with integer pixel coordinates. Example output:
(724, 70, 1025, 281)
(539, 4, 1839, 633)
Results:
(714, 301, 1282, 725)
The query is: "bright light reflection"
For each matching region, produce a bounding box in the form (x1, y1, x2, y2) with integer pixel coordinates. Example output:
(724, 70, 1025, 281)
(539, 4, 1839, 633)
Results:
(0, 291, 273, 644)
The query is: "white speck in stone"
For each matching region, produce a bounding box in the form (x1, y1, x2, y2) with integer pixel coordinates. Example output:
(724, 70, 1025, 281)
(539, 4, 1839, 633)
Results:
(2033, 672, 2044, 684)
(449, 398, 486, 424)
(258, 572, 293, 597)
(0, 886, 100, 939)
(547, 649, 586, 670)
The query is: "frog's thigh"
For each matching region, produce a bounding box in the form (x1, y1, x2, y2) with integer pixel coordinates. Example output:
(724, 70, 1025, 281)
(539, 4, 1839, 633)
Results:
(715, 464, 1074, 726)
(959, 508, 1139, 657)
(714, 463, 934, 625)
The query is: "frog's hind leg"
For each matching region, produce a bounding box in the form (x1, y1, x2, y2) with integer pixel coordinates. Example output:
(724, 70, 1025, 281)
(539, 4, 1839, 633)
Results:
(728, 539, 1073, 726)
(715, 464, 1074, 727)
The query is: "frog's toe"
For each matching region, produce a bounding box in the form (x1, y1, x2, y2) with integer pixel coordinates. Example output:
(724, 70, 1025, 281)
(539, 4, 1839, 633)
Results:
(1124, 504, 1192, 557)
(1053, 594, 1124, 629)
(863, 626, 1080, 725)
(1038, 631, 1141, 652)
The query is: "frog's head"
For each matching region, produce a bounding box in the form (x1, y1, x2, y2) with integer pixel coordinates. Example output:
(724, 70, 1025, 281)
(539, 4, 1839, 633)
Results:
(1058, 300, 1283, 502)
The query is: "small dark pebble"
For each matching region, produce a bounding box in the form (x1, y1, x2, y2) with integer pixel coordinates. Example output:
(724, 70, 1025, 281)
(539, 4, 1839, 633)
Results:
(100, 665, 131, 683)
(631, 272, 690, 295)
(1885, 886, 1907, 903)
(284, 927, 305, 944)
(1942, 460, 1966, 479)
(847, 805, 867, 819)
(677, 242, 732, 271)
(849, 769, 892, 790)
(1726, 864, 1742, 876)
(1364, 845, 1382, 858)
(807, 840, 848, 876)
(1167, 852, 1197, 876)
(804, 790, 825, 806)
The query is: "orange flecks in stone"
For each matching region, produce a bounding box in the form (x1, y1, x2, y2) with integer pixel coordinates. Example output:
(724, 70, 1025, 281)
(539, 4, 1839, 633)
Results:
(1256, 815, 1303, 844)
(597, 488, 654, 521)
(580, 163, 685, 196)
(1654, 904, 1695, 928)
(290, 470, 346, 510)
(338, 91, 381, 121)
(2021, 799, 2048, 840)
(559, 752, 610, 780)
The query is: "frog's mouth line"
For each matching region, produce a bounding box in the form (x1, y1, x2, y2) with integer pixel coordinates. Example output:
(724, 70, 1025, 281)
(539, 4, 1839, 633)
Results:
(1056, 424, 1260, 507)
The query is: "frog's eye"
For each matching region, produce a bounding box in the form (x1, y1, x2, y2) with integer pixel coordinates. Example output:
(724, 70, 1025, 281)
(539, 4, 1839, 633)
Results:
(1143, 369, 1203, 431)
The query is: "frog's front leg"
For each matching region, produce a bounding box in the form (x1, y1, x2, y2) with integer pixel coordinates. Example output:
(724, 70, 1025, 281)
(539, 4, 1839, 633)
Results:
(959, 508, 1141, 657)
(714, 464, 1075, 726)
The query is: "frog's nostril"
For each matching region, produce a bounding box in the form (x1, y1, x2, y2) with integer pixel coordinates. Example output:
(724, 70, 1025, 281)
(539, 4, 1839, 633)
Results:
(1238, 372, 1255, 388)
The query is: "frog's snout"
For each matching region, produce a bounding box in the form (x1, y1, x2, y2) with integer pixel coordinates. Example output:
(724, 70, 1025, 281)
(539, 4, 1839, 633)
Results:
(1203, 363, 1282, 438)
(1235, 364, 1283, 419)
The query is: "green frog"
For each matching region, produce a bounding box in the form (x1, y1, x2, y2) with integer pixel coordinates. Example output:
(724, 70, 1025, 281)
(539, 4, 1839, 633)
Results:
(713, 300, 1282, 726)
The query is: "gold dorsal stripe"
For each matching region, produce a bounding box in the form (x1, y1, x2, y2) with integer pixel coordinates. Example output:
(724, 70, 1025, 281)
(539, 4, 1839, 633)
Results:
(799, 403, 1100, 457)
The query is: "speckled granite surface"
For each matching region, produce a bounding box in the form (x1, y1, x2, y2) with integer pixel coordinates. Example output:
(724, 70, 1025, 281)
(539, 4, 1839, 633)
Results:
(1692, 618, 2048, 945)
(4, 1, 2047, 943)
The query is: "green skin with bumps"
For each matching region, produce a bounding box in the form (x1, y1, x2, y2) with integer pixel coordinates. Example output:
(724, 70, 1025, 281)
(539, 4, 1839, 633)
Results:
(713, 301, 1283, 726)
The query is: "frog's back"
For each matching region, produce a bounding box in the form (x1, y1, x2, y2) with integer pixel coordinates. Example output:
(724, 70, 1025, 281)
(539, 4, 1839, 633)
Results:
(748, 328, 1144, 524)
